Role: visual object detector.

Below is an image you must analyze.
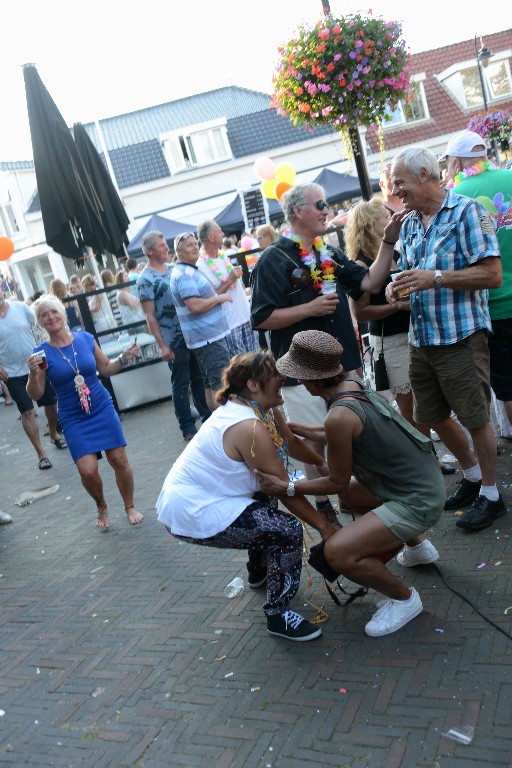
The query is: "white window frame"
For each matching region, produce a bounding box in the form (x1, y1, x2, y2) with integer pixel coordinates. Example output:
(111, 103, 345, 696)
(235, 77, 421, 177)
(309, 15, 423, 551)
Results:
(436, 51, 512, 110)
(0, 194, 21, 238)
(383, 74, 429, 129)
(161, 118, 232, 174)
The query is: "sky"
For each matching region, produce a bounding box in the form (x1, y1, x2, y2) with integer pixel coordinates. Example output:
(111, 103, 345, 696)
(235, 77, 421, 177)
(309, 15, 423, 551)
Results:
(1, 0, 506, 161)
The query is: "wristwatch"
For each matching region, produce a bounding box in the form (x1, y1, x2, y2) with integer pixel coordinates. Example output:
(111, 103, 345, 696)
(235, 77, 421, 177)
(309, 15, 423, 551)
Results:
(286, 480, 296, 497)
(434, 269, 443, 287)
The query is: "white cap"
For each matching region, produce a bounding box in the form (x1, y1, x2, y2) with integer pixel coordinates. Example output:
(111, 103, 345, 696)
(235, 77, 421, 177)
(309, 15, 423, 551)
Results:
(439, 130, 488, 163)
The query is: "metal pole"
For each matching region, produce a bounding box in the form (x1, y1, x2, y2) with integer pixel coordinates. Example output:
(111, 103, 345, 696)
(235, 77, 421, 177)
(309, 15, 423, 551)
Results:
(475, 36, 500, 164)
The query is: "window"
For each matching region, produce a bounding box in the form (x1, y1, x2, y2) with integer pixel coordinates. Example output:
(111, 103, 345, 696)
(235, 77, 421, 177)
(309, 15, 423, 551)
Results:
(161, 118, 232, 174)
(0, 193, 20, 237)
(383, 79, 428, 128)
(437, 53, 512, 110)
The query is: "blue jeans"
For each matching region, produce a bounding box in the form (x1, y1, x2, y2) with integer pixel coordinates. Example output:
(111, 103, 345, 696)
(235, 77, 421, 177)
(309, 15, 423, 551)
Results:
(169, 346, 211, 435)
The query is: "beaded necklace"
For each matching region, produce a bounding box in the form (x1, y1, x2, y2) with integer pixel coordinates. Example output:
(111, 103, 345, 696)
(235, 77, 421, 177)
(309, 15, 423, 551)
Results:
(200, 249, 235, 289)
(53, 338, 92, 414)
(283, 229, 336, 291)
(446, 160, 497, 188)
(236, 396, 292, 473)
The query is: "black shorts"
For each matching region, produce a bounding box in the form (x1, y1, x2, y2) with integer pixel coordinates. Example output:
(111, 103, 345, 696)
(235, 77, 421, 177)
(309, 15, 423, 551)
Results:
(489, 318, 512, 401)
(7, 375, 57, 414)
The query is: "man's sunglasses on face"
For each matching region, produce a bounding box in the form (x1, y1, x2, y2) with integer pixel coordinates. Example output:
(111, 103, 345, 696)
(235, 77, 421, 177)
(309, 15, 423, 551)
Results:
(297, 200, 328, 211)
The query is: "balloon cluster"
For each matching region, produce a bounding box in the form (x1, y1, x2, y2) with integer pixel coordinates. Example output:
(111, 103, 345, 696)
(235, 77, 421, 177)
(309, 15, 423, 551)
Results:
(0, 237, 14, 262)
(253, 157, 296, 201)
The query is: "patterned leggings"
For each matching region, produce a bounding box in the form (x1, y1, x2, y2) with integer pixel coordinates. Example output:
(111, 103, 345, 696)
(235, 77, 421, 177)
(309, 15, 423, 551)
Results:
(169, 493, 303, 616)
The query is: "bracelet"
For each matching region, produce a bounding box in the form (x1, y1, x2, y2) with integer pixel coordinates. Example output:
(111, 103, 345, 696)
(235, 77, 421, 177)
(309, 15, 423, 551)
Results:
(382, 239, 397, 246)
(116, 354, 127, 367)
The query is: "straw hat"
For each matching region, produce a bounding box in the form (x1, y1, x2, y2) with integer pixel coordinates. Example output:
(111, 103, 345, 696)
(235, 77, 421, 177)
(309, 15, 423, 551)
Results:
(276, 331, 344, 380)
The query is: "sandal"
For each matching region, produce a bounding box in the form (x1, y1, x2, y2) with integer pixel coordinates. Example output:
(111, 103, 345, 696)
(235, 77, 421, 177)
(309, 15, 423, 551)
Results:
(38, 457, 52, 470)
(50, 437, 68, 450)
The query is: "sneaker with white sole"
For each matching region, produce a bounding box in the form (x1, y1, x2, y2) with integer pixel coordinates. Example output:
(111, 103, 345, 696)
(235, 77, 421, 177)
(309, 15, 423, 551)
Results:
(267, 610, 322, 641)
(396, 540, 439, 567)
(365, 588, 423, 637)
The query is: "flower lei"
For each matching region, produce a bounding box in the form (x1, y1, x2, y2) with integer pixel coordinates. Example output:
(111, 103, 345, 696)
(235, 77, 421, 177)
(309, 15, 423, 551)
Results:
(283, 229, 336, 291)
(446, 160, 497, 188)
(236, 396, 293, 474)
(199, 249, 235, 289)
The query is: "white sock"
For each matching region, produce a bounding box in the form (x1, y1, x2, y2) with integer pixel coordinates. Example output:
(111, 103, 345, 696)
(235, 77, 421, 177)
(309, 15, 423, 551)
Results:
(463, 465, 482, 483)
(480, 485, 499, 501)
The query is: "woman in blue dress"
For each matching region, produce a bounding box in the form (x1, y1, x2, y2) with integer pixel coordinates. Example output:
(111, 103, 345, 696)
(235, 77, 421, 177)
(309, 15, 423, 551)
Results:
(26, 295, 143, 530)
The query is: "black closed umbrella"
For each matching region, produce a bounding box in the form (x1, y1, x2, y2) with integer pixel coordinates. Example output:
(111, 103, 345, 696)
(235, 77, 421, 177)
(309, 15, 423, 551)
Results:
(72, 123, 130, 258)
(22, 63, 110, 260)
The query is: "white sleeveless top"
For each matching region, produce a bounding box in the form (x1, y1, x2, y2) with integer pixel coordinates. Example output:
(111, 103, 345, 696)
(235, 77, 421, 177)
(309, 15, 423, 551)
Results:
(156, 401, 260, 538)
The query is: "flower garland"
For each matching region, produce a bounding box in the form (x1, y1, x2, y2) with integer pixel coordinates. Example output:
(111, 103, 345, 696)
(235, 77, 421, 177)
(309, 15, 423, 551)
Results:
(236, 396, 292, 474)
(283, 229, 336, 291)
(199, 249, 235, 289)
(446, 159, 497, 188)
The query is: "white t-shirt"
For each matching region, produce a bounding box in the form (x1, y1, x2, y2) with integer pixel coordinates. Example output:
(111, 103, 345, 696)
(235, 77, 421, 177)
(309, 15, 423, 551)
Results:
(156, 401, 260, 538)
(197, 254, 250, 330)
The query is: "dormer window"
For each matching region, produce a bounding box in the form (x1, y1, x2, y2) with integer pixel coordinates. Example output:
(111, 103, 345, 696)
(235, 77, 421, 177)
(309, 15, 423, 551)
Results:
(161, 118, 233, 174)
(436, 52, 512, 110)
(0, 192, 20, 238)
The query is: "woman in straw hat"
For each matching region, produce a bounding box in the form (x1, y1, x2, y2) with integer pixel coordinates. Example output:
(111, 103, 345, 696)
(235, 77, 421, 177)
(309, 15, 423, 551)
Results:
(156, 348, 341, 642)
(255, 330, 446, 638)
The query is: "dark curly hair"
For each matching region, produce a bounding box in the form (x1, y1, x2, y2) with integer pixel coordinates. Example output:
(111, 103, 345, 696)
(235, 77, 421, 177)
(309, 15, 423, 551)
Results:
(215, 349, 278, 405)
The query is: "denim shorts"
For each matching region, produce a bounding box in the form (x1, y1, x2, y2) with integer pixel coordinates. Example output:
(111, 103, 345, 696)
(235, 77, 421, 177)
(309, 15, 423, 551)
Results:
(193, 338, 231, 392)
(7, 374, 57, 414)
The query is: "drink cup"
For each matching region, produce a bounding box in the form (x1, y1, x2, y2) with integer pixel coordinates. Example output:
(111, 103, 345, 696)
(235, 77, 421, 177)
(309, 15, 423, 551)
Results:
(37, 351, 48, 370)
(321, 281, 337, 295)
(390, 272, 410, 299)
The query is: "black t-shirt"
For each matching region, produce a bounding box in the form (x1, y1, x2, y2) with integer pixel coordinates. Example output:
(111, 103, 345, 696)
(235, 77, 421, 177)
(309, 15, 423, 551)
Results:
(250, 235, 366, 379)
(353, 253, 410, 337)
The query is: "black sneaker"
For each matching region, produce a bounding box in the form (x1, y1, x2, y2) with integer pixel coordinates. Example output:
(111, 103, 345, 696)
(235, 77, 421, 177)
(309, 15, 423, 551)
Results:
(247, 567, 267, 589)
(455, 494, 507, 531)
(444, 478, 481, 510)
(267, 610, 322, 641)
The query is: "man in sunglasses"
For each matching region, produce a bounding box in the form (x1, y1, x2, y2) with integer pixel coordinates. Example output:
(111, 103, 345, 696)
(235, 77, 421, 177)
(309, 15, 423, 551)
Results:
(251, 182, 399, 517)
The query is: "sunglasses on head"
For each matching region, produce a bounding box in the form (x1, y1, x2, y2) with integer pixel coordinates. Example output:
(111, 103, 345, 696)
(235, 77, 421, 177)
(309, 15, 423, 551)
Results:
(298, 200, 328, 211)
(174, 232, 195, 250)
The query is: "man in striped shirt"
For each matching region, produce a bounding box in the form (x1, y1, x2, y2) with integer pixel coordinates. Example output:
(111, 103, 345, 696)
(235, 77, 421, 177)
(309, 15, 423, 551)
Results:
(385, 146, 506, 532)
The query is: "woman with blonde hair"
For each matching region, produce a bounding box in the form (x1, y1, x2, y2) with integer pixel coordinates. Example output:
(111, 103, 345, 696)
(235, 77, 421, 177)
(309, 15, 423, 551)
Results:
(50, 278, 82, 332)
(27, 294, 142, 530)
(114, 269, 145, 326)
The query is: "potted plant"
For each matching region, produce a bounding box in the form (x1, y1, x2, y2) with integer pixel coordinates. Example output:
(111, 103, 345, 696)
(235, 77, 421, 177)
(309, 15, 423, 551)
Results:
(468, 109, 512, 151)
(270, 10, 411, 163)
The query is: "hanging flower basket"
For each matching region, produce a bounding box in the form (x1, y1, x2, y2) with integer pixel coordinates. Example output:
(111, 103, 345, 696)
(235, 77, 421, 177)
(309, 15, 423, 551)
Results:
(467, 108, 512, 144)
(270, 10, 411, 162)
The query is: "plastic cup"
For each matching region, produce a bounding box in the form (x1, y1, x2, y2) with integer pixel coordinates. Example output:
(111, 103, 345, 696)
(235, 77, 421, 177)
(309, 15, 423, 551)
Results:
(390, 272, 410, 299)
(321, 281, 337, 295)
(38, 351, 48, 370)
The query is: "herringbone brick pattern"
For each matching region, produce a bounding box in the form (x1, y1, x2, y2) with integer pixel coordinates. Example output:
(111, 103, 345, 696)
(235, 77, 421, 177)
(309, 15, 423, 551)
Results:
(1, 400, 511, 767)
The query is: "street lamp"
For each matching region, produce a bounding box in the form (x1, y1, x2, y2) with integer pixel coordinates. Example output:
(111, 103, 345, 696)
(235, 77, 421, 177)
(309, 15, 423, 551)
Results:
(474, 35, 499, 162)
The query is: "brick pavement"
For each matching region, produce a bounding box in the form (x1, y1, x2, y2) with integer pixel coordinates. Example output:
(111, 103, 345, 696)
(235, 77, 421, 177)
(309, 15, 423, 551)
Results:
(1, 397, 512, 768)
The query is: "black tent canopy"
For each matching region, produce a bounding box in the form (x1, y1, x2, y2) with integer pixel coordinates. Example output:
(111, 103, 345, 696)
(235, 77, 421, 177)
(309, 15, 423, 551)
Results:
(312, 168, 381, 203)
(127, 213, 196, 257)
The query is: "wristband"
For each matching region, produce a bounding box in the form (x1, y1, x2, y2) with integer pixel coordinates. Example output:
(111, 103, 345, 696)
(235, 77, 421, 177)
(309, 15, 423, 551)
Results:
(382, 239, 397, 246)
(116, 354, 127, 367)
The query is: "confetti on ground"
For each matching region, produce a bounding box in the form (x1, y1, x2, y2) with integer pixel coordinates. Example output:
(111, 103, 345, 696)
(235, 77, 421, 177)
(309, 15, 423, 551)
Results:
(477, 563, 486, 569)
(454, 511, 463, 517)
(495, 561, 502, 566)
(435, 628, 445, 633)
(215, 655, 227, 661)
(339, 688, 347, 693)
(224, 672, 234, 678)
(504, 606, 512, 615)
(251, 686, 261, 692)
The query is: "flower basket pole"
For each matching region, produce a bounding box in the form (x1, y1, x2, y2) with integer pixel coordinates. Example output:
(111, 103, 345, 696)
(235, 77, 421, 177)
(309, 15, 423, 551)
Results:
(322, 1, 373, 200)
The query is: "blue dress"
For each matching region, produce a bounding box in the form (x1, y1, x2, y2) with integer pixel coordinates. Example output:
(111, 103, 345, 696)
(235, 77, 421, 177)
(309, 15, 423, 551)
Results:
(34, 332, 126, 462)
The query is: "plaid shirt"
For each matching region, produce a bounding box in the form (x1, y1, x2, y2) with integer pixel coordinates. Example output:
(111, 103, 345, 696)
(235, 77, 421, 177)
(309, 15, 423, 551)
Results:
(169, 262, 228, 349)
(399, 189, 497, 347)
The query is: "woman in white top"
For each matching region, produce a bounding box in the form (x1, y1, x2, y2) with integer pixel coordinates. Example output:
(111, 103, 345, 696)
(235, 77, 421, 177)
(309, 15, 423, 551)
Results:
(156, 349, 340, 642)
(114, 269, 145, 325)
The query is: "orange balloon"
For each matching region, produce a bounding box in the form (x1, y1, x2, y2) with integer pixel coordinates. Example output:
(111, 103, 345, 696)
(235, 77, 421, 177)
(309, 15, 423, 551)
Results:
(0, 237, 14, 261)
(260, 179, 277, 200)
(275, 181, 291, 201)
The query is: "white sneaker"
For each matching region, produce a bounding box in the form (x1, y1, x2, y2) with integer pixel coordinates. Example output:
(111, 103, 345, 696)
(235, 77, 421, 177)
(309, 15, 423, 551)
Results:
(365, 587, 423, 637)
(396, 540, 439, 567)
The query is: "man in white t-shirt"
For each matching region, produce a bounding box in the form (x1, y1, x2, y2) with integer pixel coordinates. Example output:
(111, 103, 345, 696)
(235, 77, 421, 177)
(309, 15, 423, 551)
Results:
(197, 220, 259, 355)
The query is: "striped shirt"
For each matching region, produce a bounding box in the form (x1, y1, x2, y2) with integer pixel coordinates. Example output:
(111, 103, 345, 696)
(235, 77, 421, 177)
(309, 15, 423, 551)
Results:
(399, 189, 497, 347)
(169, 262, 228, 349)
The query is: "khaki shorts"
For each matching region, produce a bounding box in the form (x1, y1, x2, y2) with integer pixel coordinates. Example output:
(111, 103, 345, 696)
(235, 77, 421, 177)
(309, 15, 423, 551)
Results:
(281, 383, 328, 426)
(410, 330, 491, 428)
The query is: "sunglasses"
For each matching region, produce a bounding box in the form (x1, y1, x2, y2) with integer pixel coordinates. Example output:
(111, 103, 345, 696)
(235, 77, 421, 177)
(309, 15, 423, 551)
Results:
(298, 200, 328, 211)
(174, 232, 195, 250)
